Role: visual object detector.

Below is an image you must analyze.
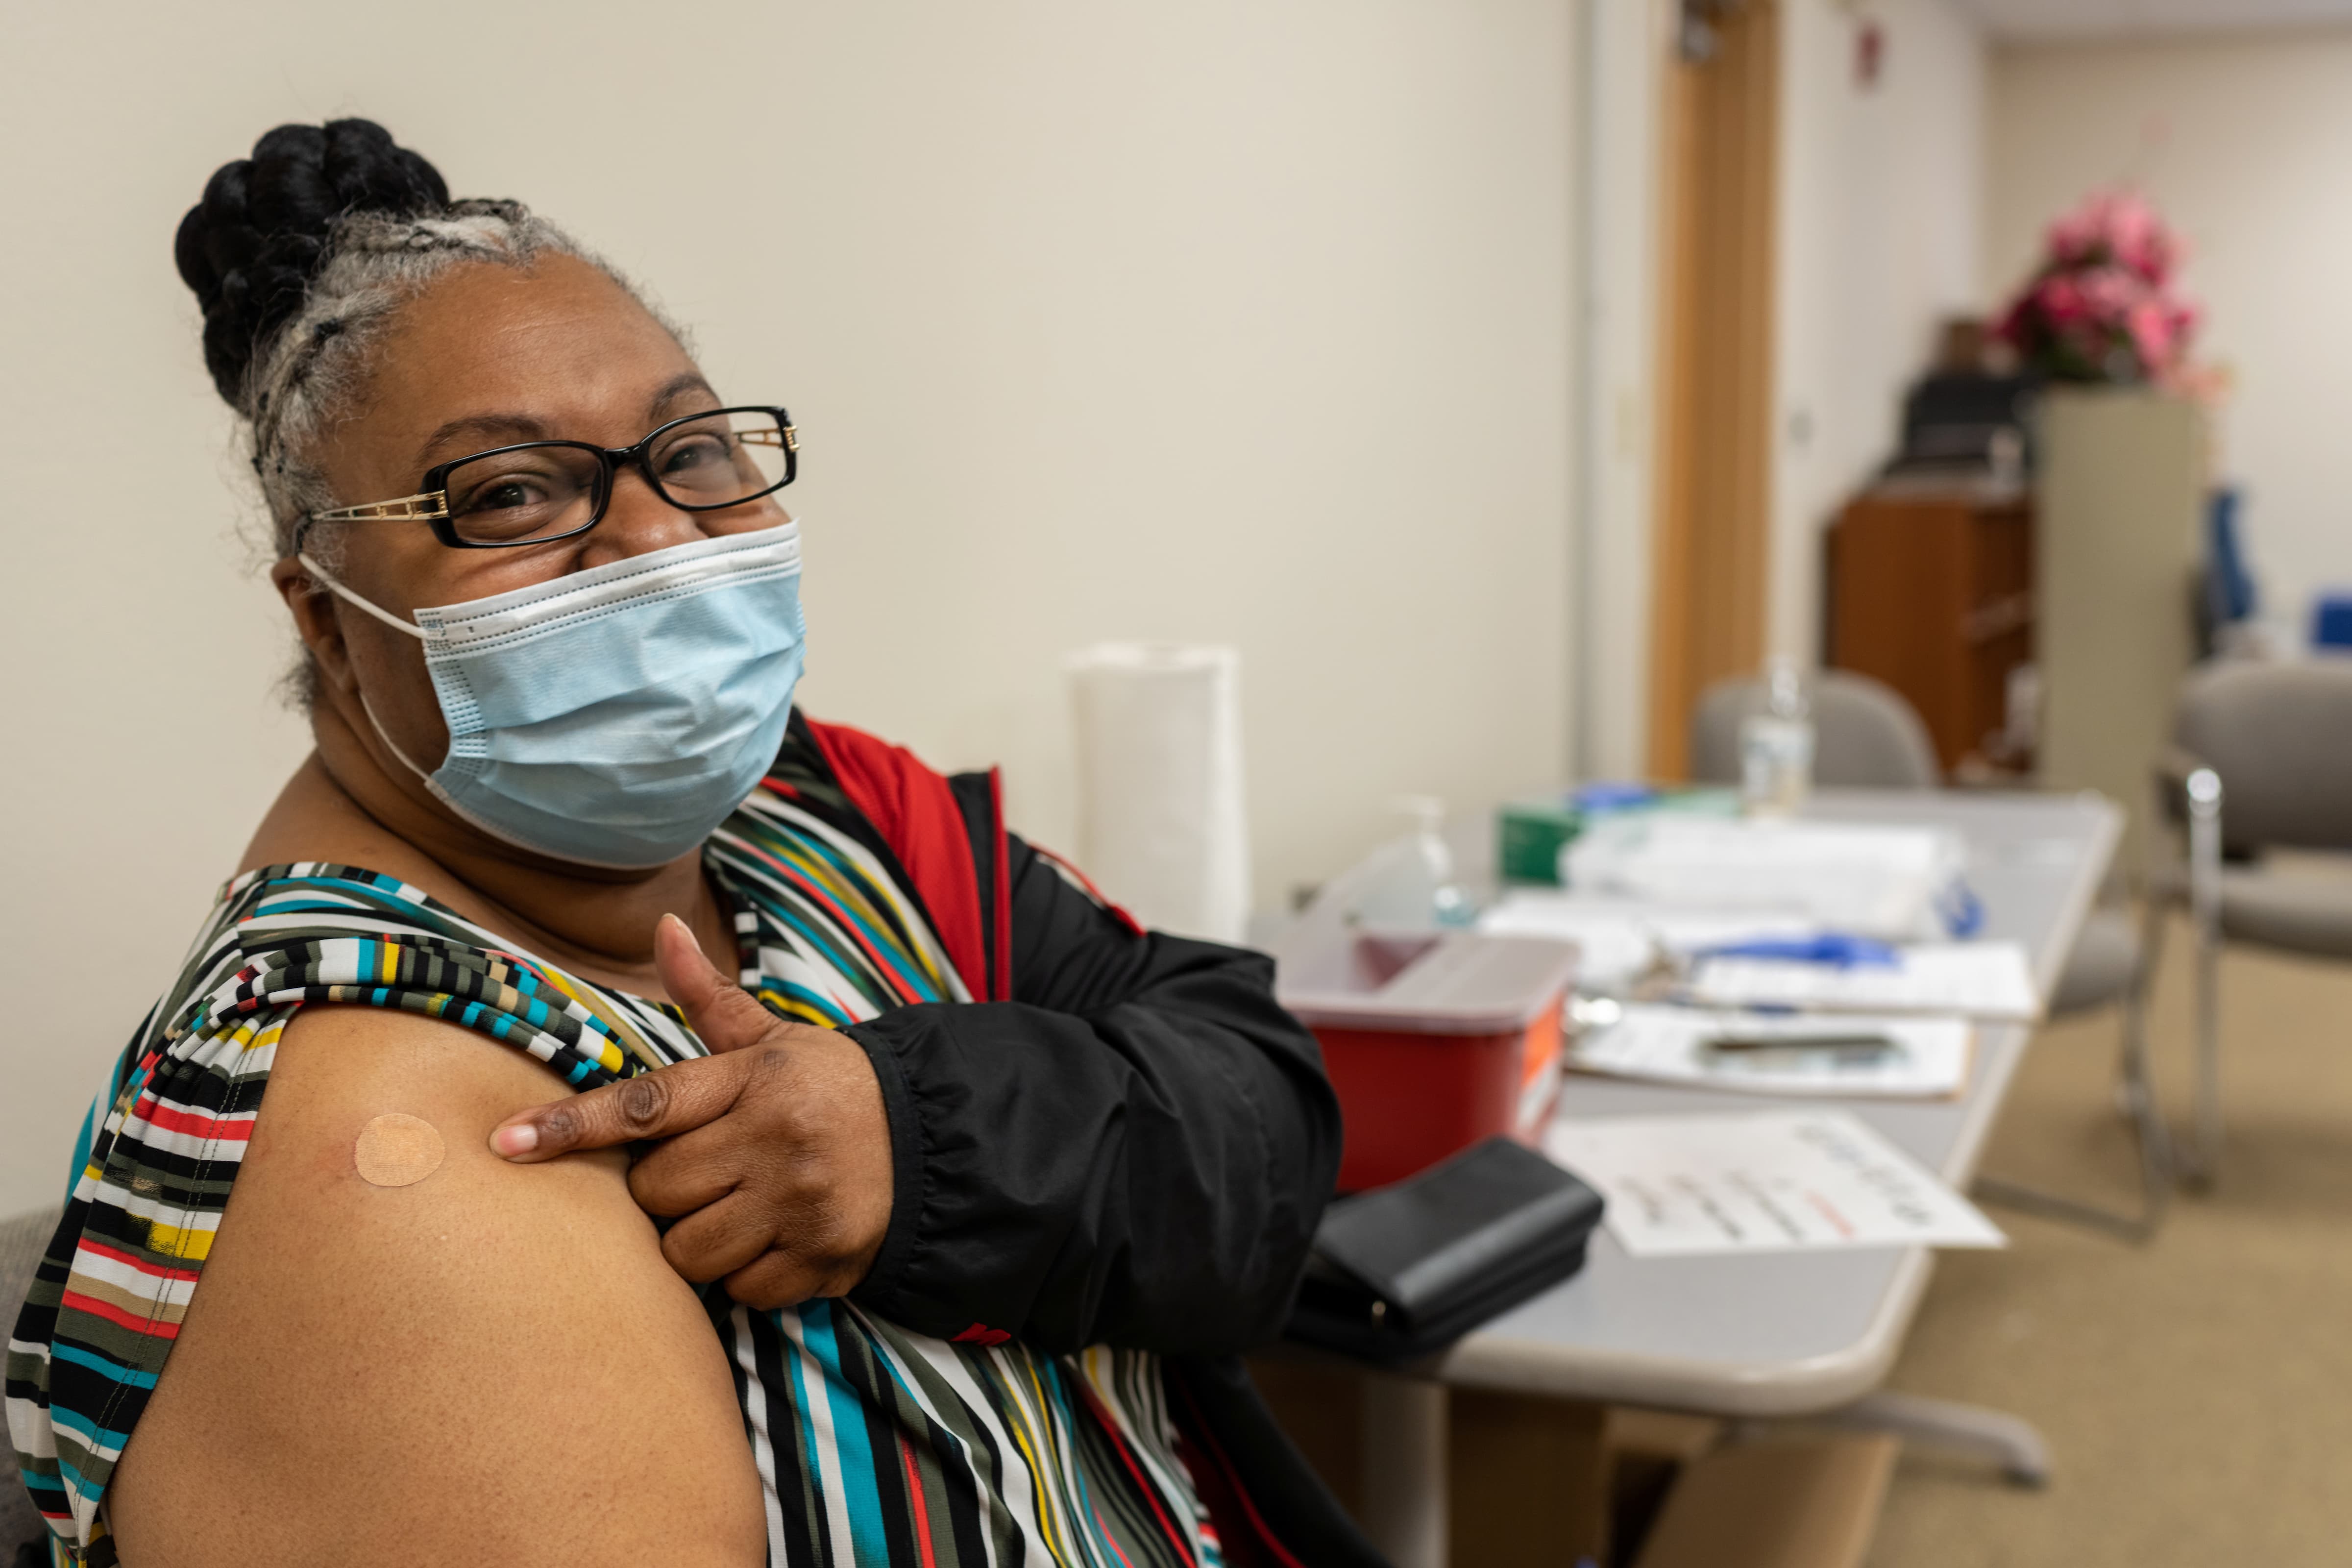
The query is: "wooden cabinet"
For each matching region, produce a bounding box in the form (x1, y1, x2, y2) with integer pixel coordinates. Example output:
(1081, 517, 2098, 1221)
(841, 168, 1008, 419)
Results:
(1825, 483, 2033, 775)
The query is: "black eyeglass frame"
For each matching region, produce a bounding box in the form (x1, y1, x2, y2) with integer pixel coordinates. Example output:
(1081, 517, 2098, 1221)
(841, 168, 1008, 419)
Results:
(296, 404, 797, 551)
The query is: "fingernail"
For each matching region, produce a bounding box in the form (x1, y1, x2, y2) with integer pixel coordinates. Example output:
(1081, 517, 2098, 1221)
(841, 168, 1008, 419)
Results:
(490, 1122, 539, 1157)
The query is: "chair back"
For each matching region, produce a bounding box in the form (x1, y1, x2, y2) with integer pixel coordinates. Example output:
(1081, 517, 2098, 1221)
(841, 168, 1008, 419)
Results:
(1, 1206, 64, 1562)
(2175, 660, 2352, 852)
(1690, 670, 1941, 791)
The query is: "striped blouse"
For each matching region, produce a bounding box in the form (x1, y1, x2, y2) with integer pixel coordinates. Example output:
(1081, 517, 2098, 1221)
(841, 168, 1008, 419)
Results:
(6, 737, 1218, 1568)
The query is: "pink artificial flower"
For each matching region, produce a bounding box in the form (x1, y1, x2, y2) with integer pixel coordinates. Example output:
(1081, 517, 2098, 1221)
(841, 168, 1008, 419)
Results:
(2078, 264, 2141, 324)
(1997, 186, 2200, 384)
(2045, 209, 2097, 267)
(2127, 298, 2174, 372)
(2039, 273, 2085, 325)
(2101, 193, 2172, 283)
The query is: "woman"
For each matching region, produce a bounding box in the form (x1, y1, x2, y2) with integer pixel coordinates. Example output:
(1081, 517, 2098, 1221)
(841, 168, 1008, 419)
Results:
(5, 120, 1372, 1568)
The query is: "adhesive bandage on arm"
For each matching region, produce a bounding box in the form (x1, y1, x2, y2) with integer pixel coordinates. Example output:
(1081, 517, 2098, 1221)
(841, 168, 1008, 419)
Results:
(354, 1113, 446, 1187)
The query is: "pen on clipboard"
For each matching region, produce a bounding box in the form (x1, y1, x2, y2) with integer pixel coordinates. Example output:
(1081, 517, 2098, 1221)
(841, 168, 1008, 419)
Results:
(1701, 1032, 1904, 1067)
(1705, 1032, 1898, 1052)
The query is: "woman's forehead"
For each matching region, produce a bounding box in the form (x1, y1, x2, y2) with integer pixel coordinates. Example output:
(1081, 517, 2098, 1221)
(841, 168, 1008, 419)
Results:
(358, 254, 701, 462)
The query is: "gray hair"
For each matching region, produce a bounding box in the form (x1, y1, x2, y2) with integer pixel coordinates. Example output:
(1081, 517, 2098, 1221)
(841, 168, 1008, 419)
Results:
(231, 199, 680, 706)
(239, 198, 677, 568)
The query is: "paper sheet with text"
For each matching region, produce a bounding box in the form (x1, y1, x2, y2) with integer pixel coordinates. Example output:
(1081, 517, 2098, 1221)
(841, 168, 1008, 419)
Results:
(1545, 1110, 2007, 1257)
(1568, 1005, 1973, 1099)
(1686, 941, 2040, 1021)
(1478, 892, 1816, 991)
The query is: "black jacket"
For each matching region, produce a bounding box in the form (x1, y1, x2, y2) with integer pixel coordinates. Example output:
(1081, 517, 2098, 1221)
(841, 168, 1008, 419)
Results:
(787, 714, 1385, 1567)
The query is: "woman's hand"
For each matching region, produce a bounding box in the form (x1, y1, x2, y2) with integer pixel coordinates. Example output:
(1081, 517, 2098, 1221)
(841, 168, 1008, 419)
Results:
(488, 914, 894, 1309)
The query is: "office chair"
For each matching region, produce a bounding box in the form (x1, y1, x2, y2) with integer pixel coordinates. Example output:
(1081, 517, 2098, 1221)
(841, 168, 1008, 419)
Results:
(2151, 659, 2352, 1187)
(1689, 671, 1942, 791)
(1690, 672, 2169, 1238)
(1, 1205, 62, 1562)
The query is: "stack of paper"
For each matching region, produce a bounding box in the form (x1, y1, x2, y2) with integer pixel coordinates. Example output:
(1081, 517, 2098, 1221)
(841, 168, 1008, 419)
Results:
(1560, 816, 1968, 940)
(1545, 1110, 2007, 1257)
(1478, 892, 1816, 992)
(1569, 1005, 1973, 1099)
(1684, 941, 2039, 1021)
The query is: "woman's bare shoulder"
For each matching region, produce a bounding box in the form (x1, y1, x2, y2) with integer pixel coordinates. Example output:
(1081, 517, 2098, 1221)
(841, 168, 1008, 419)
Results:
(240, 751, 448, 886)
(106, 1005, 764, 1568)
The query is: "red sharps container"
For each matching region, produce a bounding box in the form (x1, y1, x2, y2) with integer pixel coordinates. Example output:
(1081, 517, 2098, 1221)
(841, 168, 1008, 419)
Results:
(1276, 928, 1579, 1192)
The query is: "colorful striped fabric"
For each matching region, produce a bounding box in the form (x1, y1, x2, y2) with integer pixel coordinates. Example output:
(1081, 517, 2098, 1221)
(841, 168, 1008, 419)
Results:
(6, 739, 1218, 1568)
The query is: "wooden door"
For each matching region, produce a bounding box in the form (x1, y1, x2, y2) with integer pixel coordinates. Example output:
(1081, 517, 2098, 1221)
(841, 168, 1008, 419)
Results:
(1645, 0, 1780, 780)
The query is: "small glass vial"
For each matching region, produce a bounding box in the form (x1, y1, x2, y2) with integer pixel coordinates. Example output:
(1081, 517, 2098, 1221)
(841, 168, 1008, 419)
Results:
(1739, 658, 1814, 816)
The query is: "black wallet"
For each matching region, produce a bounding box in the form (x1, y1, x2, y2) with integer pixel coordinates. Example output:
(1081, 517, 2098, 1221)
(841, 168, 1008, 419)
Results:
(1286, 1136, 1605, 1363)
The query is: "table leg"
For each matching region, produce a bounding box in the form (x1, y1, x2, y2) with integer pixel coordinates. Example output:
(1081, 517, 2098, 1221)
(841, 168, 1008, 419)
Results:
(1814, 1390, 2051, 1487)
(1359, 1374, 1449, 1568)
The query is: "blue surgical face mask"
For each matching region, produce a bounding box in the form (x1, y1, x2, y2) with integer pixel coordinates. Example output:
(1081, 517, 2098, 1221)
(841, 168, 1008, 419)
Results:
(300, 520, 805, 869)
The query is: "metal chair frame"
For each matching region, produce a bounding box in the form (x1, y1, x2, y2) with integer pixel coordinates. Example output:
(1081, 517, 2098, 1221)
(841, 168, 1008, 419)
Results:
(1969, 908, 2172, 1241)
(2146, 753, 2229, 1185)
(1971, 757, 2222, 1234)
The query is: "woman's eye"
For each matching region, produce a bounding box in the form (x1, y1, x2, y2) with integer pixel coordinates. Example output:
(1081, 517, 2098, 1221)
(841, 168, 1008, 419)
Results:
(660, 436, 728, 476)
(458, 478, 545, 514)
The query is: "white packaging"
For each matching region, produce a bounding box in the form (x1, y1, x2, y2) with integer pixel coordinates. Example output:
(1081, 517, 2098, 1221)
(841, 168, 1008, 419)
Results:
(1068, 643, 1251, 943)
(1559, 814, 1968, 940)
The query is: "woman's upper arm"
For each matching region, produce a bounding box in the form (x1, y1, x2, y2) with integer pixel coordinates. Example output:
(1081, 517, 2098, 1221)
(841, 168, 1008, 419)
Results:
(105, 1004, 764, 1568)
(845, 833, 1341, 1353)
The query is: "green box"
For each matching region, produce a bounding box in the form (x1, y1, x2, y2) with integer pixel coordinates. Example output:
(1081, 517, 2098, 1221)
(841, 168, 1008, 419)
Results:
(1497, 789, 1743, 886)
(1498, 800, 1582, 885)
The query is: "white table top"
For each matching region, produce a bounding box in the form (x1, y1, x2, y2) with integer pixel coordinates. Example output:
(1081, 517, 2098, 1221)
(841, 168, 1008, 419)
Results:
(1417, 787, 2122, 1417)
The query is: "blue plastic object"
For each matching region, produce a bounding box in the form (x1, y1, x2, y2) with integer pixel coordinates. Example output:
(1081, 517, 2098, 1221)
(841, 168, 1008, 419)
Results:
(2315, 591, 2352, 652)
(1936, 882, 1985, 938)
(1571, 782, 1660, 813)
(1692, 933, 1901, 969)
(2206, 487, 2257, 627)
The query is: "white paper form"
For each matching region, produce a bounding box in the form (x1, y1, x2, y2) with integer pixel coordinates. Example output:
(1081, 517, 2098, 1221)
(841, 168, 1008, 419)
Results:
(1479, 893, 1816, 992)
(1685, 941, 2040, 1021)
(1544, 1110, 2007, 1257)
(1569, 1005, 1973, 1099)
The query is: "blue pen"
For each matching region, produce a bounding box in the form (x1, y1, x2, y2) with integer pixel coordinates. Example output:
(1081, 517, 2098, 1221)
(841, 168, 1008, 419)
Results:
(1692, 933, 1902, 969)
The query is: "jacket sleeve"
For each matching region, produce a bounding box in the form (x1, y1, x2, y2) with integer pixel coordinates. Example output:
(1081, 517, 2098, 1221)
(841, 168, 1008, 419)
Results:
(842, 836, 1342, 1355)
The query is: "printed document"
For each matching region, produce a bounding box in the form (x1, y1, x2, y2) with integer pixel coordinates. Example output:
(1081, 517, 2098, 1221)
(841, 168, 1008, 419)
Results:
(1685, 940, 2039, 1021)
(1478, 892, 1815, 991)
(1568, 1005, 1973, 1099)
(1545, 1109, 2007, 1257)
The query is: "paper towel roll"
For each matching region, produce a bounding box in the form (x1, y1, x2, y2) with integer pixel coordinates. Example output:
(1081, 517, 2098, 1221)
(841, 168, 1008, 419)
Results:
(1068, 643, 1251, 943)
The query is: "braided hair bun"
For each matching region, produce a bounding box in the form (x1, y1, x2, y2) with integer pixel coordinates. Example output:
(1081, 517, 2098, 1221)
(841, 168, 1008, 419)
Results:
(174, 119, 449, 405)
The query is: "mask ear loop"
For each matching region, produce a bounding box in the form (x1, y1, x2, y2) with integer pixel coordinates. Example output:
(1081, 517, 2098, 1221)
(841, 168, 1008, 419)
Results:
(295, 551, 438, 783)
(297, 551, 428, 640)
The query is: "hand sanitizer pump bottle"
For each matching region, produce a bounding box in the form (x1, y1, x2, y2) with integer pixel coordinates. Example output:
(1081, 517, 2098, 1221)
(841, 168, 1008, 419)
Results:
(1346, 796, 1478, 928)
(1740, 658, 1815, 817)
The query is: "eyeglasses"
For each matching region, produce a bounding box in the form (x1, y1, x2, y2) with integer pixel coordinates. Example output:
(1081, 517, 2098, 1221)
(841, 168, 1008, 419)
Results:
(299, 405, 797, 550)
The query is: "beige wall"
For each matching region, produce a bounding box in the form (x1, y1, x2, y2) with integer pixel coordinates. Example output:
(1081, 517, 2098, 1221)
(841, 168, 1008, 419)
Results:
(0, 2, 1578, 1215)
(1771, 0, 1988, 660)
(1989, 25, 2352, 637)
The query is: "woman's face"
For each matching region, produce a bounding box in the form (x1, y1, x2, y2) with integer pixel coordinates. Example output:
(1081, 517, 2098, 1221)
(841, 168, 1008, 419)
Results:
(278, 253, 790, 830)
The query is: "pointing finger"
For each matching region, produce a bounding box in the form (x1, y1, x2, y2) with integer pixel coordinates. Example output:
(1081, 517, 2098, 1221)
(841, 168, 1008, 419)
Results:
(489, 1052, 749, 1161)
